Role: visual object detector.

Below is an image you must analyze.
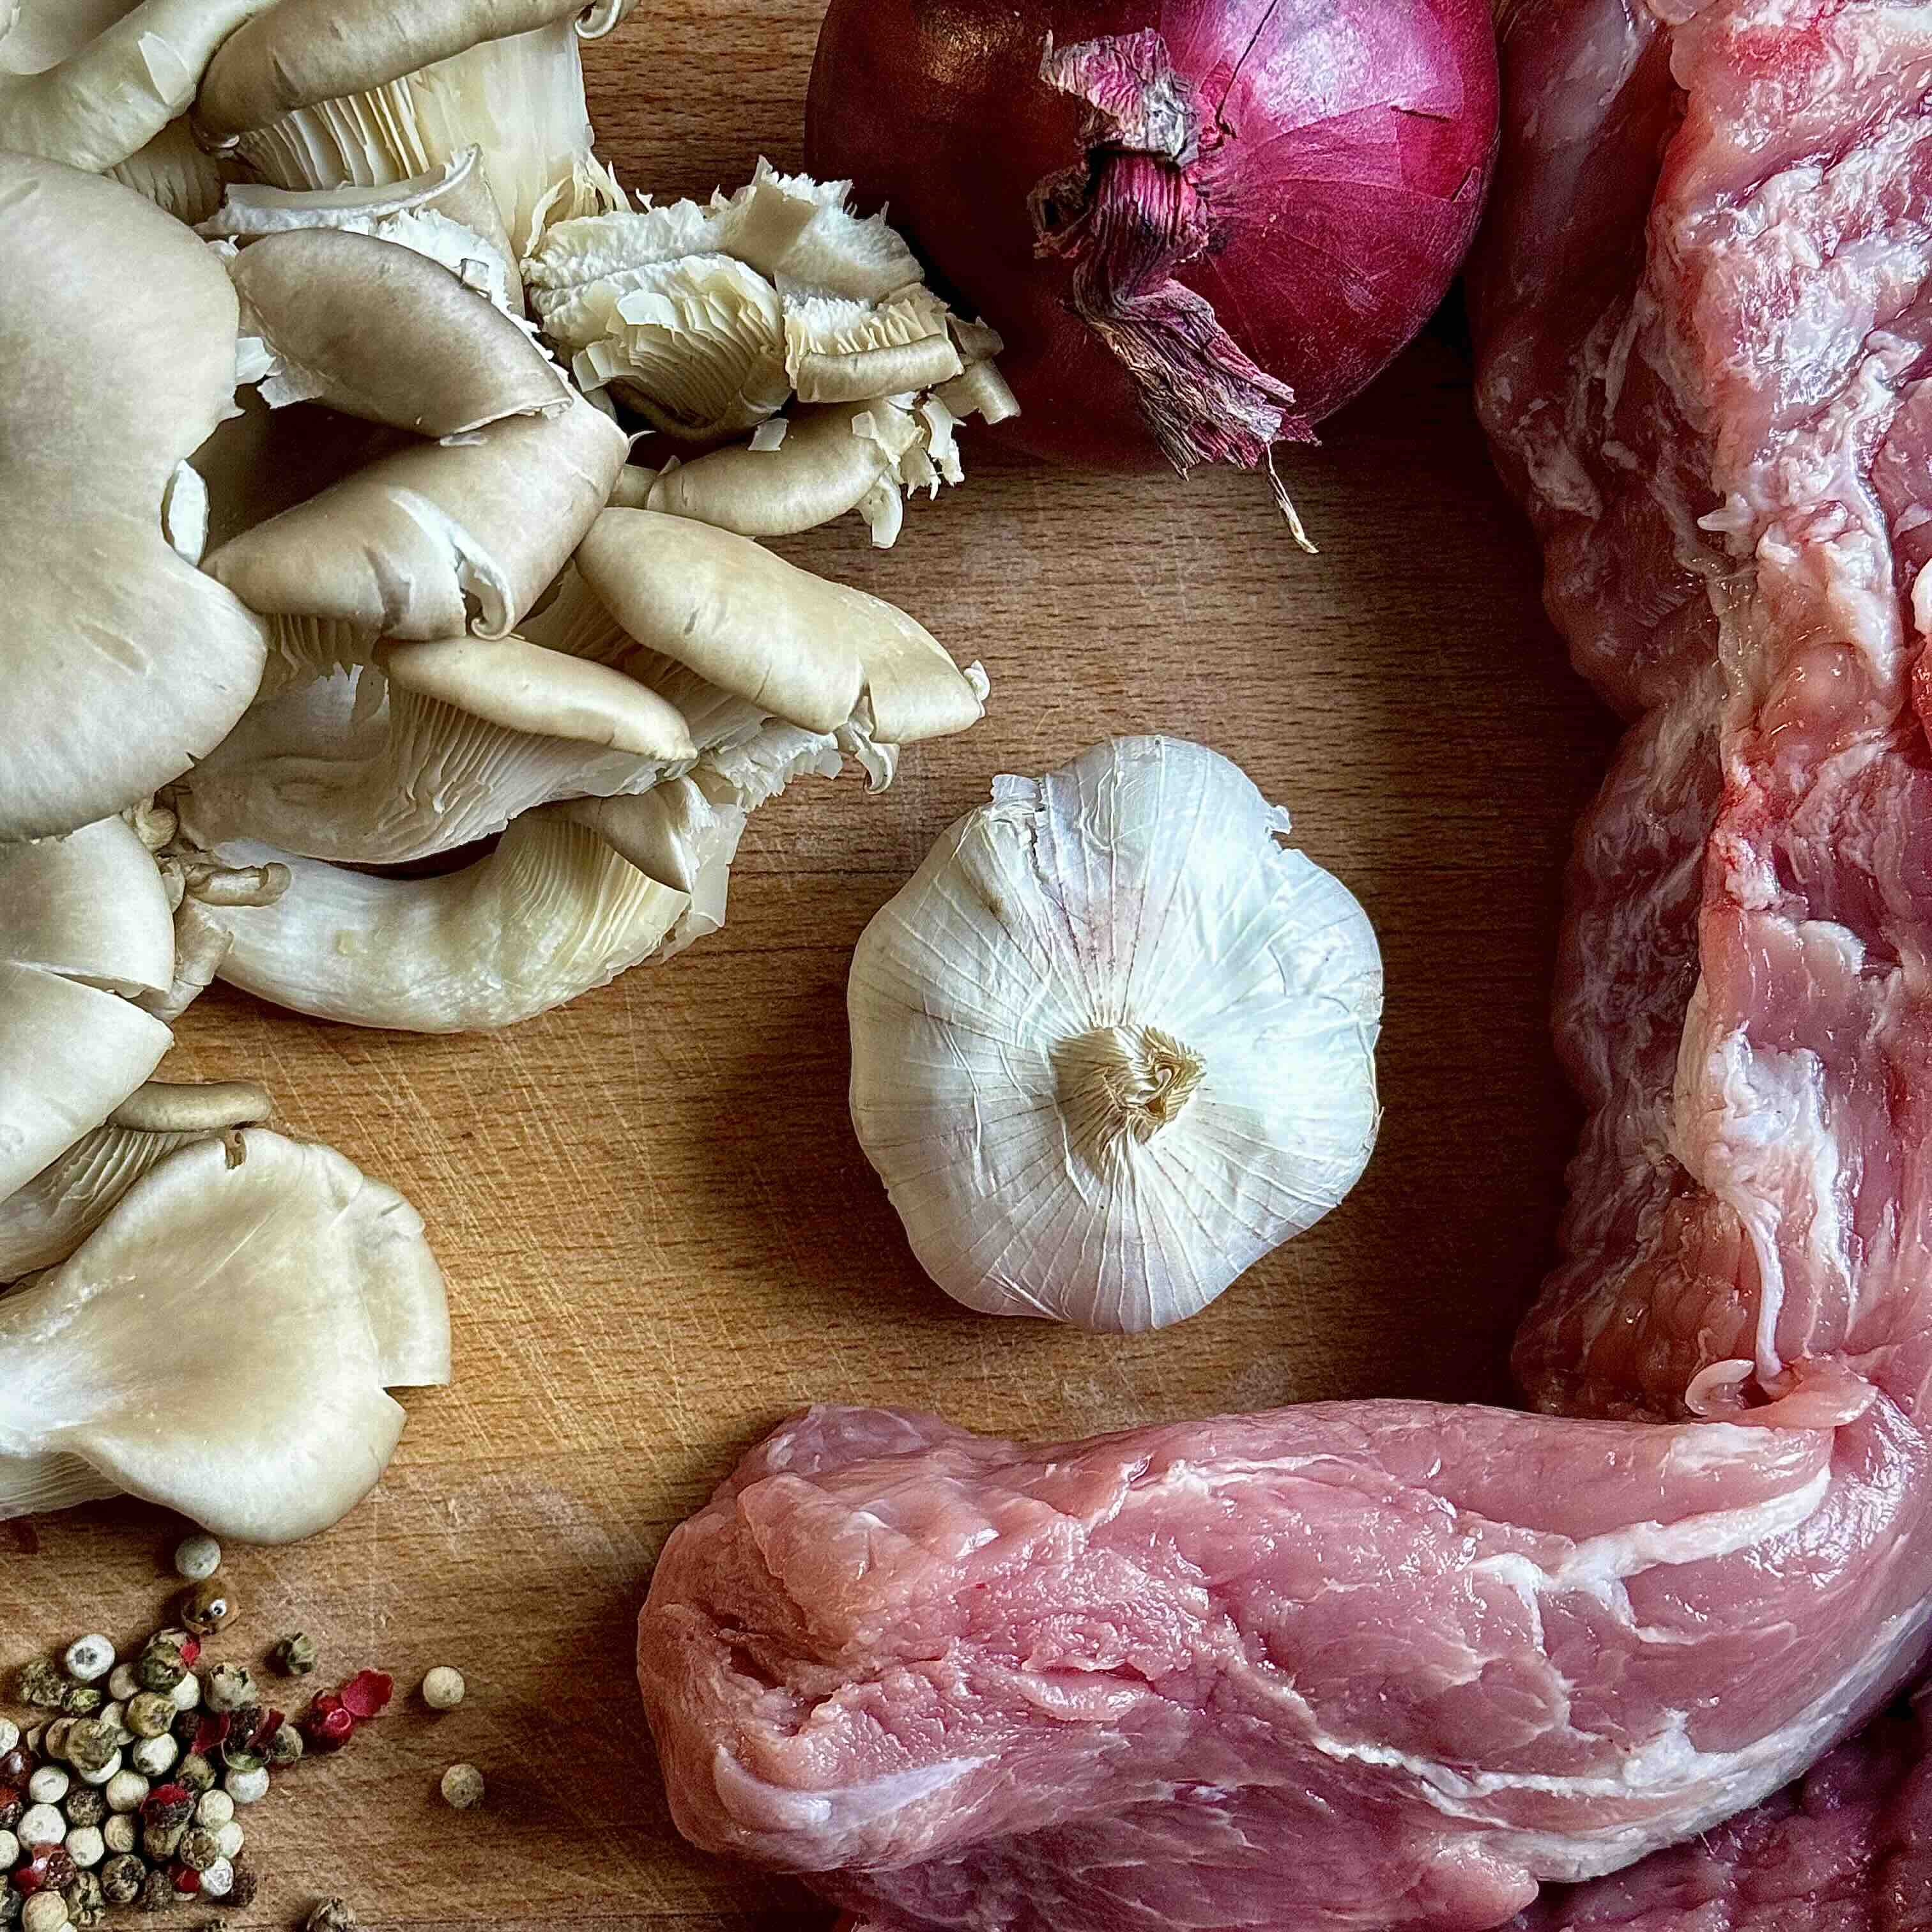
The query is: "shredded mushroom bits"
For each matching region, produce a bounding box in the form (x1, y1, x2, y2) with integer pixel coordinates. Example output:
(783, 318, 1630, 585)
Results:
(848, 739, 1384, 1334)
(0, 4, 1013, 1545)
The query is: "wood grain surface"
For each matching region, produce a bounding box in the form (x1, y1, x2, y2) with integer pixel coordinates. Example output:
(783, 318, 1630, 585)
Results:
(2, 6, 1616, 1928)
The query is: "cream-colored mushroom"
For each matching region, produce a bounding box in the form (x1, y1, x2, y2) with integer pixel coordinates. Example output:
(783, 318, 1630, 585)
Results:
(784, 284, 962, 404)
(223, 226, 569, 429)
(195, 4, 629, 259)
(2, 157, 266, 842)
(574, 507, 986, 742)
(0, 1129, 449, 1542)
(0, 817, 176, 1200)
(0, 0, 271, 174)
(174, 638, 693, 866)
(204, 148, 525, 315)
(0, 1081, 272, 1282)
(205, 815, 686, 1031)
(205, 394, 628, 641)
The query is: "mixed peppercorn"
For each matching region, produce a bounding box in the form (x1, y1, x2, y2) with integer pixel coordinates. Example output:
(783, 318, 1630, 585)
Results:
(2, 1561, 401, 1928)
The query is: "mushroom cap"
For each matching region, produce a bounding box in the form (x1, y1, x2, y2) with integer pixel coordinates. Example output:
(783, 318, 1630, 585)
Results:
(226, 227, 567, 436)
(376, 634, 696, 758)
(195, 0, 622, 141)
(0, 816, 176, 1198)
(1, 157, 266, 840)
(0, 1130, 450, 1541)
(204, 394, 627, 640)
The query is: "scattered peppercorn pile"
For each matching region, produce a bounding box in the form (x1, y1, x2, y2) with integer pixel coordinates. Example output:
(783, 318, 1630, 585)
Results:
(0, 1561, 396, 1929)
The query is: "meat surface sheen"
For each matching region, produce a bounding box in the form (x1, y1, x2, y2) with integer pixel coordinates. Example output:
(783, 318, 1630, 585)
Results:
(637, 1, 1932, 1924)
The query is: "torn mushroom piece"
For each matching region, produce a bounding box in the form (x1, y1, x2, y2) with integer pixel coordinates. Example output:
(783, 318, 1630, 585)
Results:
(574, 507, 988, 744)
(204, 815, 687, 1032)
(0, 1129, 450, 1543)
(2, 157, 266, 842)
(194, 1, 629, 261)
(173, 636, 694, 866)
(0, 0, 270, 176)
(203, 148, 525, 315)
(0, 816, 176, 1200)
(0, 1080, 273, 1282)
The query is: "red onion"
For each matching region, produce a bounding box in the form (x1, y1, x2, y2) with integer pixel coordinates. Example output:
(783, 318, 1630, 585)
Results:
(806, 1, 1499, 480)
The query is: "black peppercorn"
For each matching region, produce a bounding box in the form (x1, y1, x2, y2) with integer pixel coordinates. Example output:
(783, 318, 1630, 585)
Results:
(137, 1869, 180, 1915)
(178, 1830, 220, 1875)
(213, 1866, 256, 1912)
(63, 1869, 106, 1930)
(61, 1786, 107, 1830)
(0, 1887, 19, 1929)
(270, 1634, 316, 1678)
(169, 1708, 201, 1748)
(305, 1901, 356, 1932)
(0, 1788, 24, 1830)
(99, 1857, 146, 1908)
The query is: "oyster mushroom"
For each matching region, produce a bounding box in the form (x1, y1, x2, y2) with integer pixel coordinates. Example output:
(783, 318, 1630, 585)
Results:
(574, 507, 988, 743)
(2, 157, 266, 842)
(0, 817, 177, 1200)
(204, 390, 627, 643)
(204, 814, 687, 1032)
(0, 0, 270, 176)
(0, 1128, 449, 1542)
(204, 148, 525, 318)
(0, 1081, 272, 1282)
(195, 1, 631, 258)
(174, 636, 695, 866)
(222, 225, 569, 427)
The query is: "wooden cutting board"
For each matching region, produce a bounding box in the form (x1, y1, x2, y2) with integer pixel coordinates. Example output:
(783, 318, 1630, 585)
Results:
(3, 7, 1617, 1927)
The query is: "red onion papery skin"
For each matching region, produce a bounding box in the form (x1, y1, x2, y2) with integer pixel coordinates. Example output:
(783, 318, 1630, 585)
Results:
(806, 0, 1500, 475)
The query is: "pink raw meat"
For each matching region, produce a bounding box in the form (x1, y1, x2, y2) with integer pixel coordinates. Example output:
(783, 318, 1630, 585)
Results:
(636, 1, 1932, 1925)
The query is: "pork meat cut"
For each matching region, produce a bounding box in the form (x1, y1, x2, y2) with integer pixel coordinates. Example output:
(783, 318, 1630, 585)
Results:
(636, 2, 1932, 1925)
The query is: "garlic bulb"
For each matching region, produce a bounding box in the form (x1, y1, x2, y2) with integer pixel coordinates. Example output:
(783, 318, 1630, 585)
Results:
(847, 737, 1382, 1332)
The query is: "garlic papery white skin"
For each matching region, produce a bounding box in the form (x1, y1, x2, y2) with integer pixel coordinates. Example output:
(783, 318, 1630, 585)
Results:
(847, 737, 1383, 1333)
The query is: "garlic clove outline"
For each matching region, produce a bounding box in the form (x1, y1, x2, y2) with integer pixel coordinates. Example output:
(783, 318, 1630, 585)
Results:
(847, 737, 1383, 1333)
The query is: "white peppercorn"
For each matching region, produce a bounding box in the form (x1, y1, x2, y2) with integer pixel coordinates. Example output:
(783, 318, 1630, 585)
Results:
(439, 1763, 484, 1810)
(0, 1719, 17, 1754)
(168, 1672, 201, 1713)
(192, 1791, 233, 1829)
(0, 1828, 16, 1866)
(128, 1735, 177, 1779)
(224, 1767, 268, 1806)
(27, 1768, 68, 1805)
(20, 1892, 67, 1932)
(73, 1754, 119, 1791)
(17, 1804, 65, 1847)
(211, 1820, 243, 1860)
(199, 1860, 234, 1901)
(63, 1826, 103, 1870)
(172, 1535, 221, 1582)
(102, 1772, 146, 1815)
(420, 1667, 465, 1712)
(101, 1818, 135, 1857)
(103, 1666, 138, 1705)
(60, 1640, 112, 1685)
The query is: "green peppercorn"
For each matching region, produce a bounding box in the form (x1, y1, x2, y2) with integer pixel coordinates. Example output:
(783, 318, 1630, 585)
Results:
(123, 1694, 173, 1740)
(177, 1829, 220, 1874)
(215, 1742, 263, 1777)
(61, 1685, 103, 1717)
(270, 1634, 316, 1678)
(201, 1667, 251, 1715)
(144, 1809, 188, 1860)
(174, 1756, 215, 1797)
(63, 1721, 118, 1777)
(98, 1859, 144, 1909)
(177, 1583, 234, 1638)
(18, 1662, 66, 1710)
(136, 1868, 177, 1914)
(264, 1725, 302, 1769)
(135, 1649, 186, 1696)
(305, 1902, 356, 1932)
(63, 1870, 105, 1931)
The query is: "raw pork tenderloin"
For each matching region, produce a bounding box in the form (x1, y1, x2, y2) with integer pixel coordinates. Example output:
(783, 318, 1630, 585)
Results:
(636, 1, 1932, 1926)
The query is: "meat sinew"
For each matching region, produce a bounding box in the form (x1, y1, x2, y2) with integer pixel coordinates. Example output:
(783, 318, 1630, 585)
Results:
(636, 1, 1932, 1926)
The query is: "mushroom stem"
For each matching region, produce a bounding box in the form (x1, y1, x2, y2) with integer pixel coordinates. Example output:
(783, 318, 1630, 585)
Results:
(139, 899, 234, 1024)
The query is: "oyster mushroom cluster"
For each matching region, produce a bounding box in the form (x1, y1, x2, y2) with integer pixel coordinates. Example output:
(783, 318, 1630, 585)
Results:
(0, 0, 1008, 1538)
